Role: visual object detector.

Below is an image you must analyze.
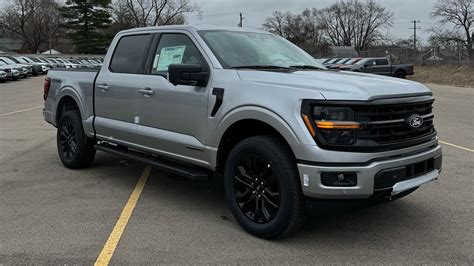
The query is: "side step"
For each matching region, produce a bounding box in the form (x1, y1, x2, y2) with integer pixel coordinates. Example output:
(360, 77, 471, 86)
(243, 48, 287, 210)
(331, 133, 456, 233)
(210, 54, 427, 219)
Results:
(94, 143, 211, 179)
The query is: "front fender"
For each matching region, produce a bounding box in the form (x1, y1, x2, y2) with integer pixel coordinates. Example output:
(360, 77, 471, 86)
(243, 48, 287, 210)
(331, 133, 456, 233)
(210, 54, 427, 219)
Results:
(209, 105, 302, 149)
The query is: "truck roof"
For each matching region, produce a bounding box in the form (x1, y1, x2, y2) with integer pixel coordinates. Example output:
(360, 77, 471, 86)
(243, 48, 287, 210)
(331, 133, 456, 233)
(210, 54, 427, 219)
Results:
(118, 25, 269, 35)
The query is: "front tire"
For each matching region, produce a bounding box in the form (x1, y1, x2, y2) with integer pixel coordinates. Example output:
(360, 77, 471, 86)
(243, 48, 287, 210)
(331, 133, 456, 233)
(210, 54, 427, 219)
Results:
(57, 110, 96, 169)
(224, 136, 304, 239)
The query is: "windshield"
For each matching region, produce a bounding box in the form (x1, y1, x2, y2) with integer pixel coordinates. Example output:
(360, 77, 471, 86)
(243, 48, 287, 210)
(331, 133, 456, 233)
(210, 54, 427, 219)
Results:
(1, 57, 17, 64)
(3, 57, 20, 64)
(29, 57, 41, 63)
(15, 57, 28, 63)
(198, 30, 324, 69)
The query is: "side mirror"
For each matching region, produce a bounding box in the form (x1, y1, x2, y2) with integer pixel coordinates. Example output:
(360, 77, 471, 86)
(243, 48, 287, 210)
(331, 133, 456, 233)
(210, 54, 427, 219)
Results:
(168, 64, 209, 87)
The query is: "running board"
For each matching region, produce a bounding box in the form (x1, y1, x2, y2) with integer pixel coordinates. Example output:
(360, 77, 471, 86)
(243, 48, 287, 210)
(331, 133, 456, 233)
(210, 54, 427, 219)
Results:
(94, 143, 211, 179)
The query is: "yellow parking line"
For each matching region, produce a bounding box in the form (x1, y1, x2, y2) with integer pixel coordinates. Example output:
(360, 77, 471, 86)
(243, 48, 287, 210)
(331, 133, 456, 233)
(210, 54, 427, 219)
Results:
(0, 106, 43, 117)
(439, 141, 474, 153)
(95, 165, 152, 266)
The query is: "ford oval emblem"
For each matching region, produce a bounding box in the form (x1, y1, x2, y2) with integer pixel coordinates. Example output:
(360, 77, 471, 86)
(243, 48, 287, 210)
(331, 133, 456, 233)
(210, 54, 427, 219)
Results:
(407, 114, 423, 129)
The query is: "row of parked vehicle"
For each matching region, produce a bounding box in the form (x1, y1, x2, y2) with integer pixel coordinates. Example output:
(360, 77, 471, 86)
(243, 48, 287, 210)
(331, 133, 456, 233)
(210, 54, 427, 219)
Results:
(0, 55, 103, 82)
(316, 57, 415, 79)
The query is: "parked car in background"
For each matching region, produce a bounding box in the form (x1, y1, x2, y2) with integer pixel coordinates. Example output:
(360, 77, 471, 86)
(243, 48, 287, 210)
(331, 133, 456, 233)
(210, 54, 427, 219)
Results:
(54, 58, 78, 68)
(350, 57, 414, 79)
(325, 58, 352, 68)
(2, 56, 40, 76)
(0, 64, 14, 80)
(0, 63, 21, 81)
(323, 58, 342, 65)
(0, 58, 28, 78)
(0, 70, 6, 82)
(330, 57, 363, 70)
(49, 58, 66, 68)
(23, 56, 52, 72)
(14, 56, 49, 74)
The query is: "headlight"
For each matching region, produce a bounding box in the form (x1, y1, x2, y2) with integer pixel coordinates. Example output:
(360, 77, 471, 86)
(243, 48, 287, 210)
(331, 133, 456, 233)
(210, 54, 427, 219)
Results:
(302, 102, 360, 146)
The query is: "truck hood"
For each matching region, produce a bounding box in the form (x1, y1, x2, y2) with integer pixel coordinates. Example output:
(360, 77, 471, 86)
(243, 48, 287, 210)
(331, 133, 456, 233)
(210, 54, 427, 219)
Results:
(237, 69, 431, 101)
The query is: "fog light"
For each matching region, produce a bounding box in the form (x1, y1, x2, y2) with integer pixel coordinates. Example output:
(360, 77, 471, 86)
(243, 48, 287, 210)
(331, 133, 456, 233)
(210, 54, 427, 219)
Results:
(321, 172, 357, 187)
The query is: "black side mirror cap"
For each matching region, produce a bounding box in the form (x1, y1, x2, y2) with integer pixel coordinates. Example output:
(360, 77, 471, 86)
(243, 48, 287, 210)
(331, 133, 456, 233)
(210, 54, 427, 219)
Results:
(168, 64, 209, 87)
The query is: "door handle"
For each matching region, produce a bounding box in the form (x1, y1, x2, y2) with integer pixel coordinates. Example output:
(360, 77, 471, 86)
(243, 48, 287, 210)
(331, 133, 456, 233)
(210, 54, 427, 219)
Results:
(139, 87, 155, 97)
(97, 84, 109, 92)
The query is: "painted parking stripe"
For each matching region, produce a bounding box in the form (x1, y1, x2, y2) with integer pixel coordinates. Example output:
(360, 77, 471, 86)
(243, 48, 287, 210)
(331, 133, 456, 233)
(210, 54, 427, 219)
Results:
(95, 165, 152, 265)
(0, 106, 43, 117)
(439, 141, 474, 153)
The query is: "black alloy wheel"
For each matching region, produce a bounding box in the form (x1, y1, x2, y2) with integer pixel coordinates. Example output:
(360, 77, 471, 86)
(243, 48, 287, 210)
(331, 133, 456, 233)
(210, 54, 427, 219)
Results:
(56, 110, 96, 169)
(59, 120, 78, 161)
(234, 155, 281, 223)
(224, 136, 304, 239)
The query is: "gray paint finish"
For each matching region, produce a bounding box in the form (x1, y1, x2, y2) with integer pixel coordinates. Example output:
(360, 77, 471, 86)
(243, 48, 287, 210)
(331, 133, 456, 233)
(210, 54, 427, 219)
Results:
(43, 25, 441, 199)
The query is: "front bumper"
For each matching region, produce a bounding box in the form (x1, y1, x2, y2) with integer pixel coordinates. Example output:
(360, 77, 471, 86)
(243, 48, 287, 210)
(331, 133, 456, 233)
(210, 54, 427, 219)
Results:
(297, 144, 442, 199)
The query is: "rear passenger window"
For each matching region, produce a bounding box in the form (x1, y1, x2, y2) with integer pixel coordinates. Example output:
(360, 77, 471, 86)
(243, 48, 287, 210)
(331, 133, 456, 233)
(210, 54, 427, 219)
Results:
(109, 34, 152, 74)
(375, 59, 388, 65)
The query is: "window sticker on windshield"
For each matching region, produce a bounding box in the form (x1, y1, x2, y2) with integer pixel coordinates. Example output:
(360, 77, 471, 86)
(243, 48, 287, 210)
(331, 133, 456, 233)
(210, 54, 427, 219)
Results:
(156, 45, 186, 71)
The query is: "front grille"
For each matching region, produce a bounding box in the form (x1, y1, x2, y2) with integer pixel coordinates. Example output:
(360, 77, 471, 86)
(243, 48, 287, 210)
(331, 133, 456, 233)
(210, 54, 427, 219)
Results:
(353, 100, 436, 150)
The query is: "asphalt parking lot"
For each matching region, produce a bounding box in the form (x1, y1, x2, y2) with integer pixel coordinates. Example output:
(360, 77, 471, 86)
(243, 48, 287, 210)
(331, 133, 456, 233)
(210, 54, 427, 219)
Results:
(0, 76, 473, 264)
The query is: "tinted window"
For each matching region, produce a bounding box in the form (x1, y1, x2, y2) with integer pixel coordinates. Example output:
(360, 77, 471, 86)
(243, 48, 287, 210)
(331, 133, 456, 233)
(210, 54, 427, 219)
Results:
(151, 34, 205, 75)
(110, 34, 151, 74)
(364, 59, 375, 66)
(375, 59, 389, 65)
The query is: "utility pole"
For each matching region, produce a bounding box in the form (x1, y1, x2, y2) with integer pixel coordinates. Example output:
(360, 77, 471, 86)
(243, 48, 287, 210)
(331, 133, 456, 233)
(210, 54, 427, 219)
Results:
(238, 13, 243, 27)
(410, 20, 420, 54)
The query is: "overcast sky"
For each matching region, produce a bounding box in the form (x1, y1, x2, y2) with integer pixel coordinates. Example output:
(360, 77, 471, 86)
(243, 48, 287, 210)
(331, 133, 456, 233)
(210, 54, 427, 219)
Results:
(186, 0, 440, 42)
(0, 0, 440, 41)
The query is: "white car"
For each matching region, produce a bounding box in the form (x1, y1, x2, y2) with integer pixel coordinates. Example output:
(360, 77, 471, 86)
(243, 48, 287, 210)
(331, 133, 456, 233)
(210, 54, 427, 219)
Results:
(0, 70, 6, 82)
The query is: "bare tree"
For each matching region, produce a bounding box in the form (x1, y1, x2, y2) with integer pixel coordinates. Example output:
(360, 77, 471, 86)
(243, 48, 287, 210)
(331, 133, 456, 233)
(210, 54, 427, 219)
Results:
(318, 0, 393, 52)
(263, 0, 392, 54)
(263, 11, 288, 37)
(110, 0, 200, 31)
(431, 0, 473, 62)
(263, 9, 329, 56)
(0, 0, 62, 53)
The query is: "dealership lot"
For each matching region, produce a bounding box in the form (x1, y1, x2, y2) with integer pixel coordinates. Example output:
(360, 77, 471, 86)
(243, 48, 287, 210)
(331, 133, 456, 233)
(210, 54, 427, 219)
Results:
(0, 77, 473, 264)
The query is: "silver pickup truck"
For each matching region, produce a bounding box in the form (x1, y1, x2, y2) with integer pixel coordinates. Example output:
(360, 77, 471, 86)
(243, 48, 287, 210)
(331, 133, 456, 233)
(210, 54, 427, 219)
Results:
(43, 25, 442, 239)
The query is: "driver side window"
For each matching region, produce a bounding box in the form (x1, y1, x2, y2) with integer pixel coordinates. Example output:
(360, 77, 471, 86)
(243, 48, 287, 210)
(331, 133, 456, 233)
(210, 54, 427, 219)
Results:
(151, 34, 205, 75)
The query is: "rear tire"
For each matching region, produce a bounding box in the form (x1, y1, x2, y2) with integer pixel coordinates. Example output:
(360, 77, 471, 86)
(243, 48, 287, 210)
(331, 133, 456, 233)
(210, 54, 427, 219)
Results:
(395, 70, 406, 79)
(57, 110, 96, 169)
(224, 136, 304, 239)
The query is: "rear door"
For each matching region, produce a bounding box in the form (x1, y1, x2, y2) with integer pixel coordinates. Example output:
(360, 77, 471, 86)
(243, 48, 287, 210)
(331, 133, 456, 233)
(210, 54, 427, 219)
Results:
(134, 32, 212, 165)
(374, 58, 391, 75)
(94, 33, 153, 145)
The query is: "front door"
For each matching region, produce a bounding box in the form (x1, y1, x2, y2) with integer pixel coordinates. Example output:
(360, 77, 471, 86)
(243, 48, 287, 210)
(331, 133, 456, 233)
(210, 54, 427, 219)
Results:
(135, 32, 212, 165)
(94, 33, 153, 145)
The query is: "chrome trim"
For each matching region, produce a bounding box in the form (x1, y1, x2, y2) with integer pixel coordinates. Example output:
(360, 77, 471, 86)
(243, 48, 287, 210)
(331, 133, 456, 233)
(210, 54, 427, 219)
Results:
(366, 113, 434, 125)
(391, 170, 439, 196)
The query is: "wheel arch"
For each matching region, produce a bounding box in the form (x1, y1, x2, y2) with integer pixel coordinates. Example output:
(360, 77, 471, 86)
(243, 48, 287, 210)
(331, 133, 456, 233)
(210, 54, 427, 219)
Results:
(212, 107, 301, 173)
(54, 86, 88, 123)
(56, 95, 80, 125)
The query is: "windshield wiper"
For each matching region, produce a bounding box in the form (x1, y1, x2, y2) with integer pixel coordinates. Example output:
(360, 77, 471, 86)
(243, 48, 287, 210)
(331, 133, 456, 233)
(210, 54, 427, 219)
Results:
(230, 65, 292, 70)
(289, 65, 324, 70)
